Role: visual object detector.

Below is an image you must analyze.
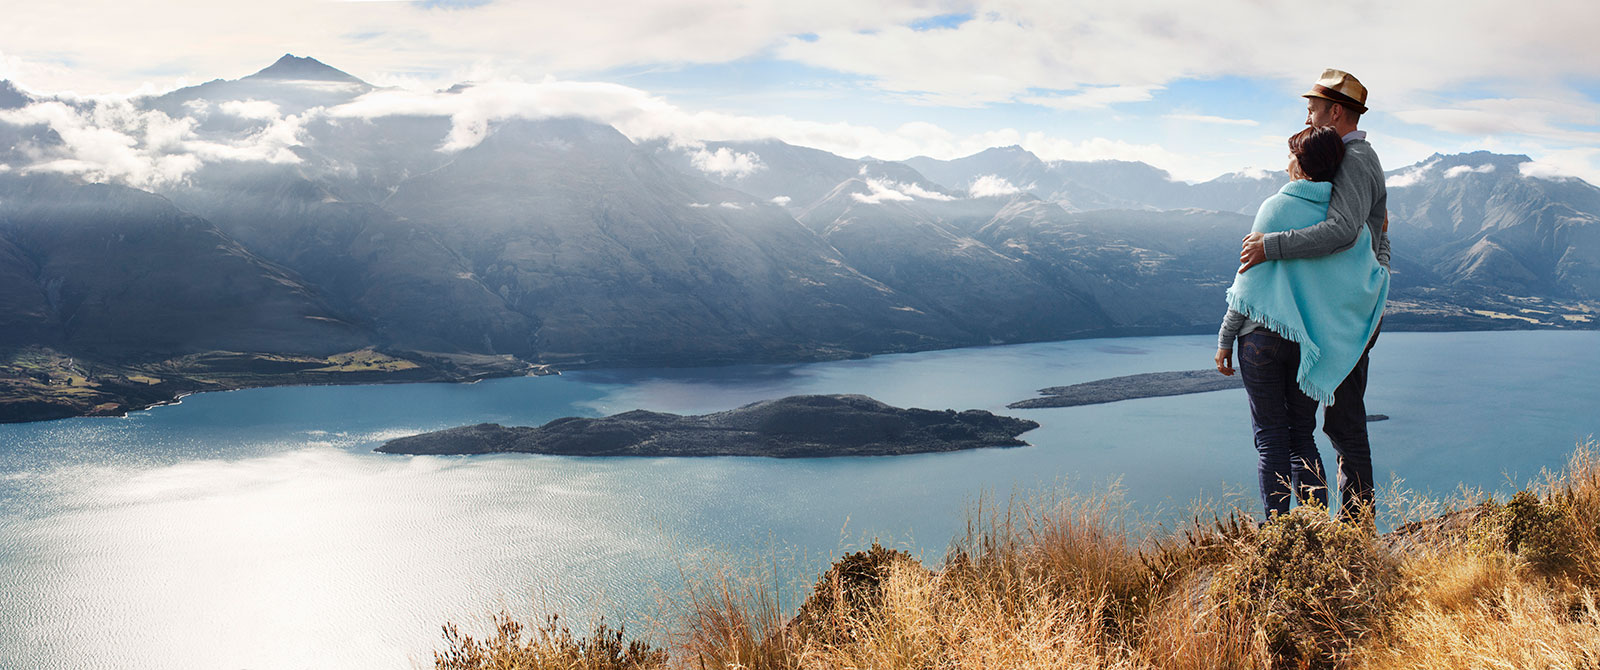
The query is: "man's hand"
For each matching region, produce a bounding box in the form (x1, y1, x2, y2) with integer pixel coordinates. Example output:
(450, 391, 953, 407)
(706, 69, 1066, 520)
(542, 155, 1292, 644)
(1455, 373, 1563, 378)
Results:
(1215, 348, 1235, 376)
(1239, 232, 1267, 273)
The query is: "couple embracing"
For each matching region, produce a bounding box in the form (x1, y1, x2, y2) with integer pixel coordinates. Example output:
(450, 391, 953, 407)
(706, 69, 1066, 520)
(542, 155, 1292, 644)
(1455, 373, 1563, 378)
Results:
(1214, 69, 1391, 523)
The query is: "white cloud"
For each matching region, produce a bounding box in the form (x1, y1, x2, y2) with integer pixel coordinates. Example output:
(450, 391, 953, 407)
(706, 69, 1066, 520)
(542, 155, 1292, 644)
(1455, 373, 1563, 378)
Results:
(851, 178, 916, 204)
(0, 98, 304, 188)
(1019, 86, 1160, 111)
(777, 1, 1600, 113)
(1517, 148, 1600, 183)
(0, 0, 1596, 193)
(769, 195, 792, 206)
(1, 72, 1242, 185)
(1519, 162, 1576, 181)
(687, 202, 711, 208)
(219, 100, 284, 121)
(1385, 158, 1439, 188)
(1394, 98, 1600, 147)
(689, 146, 764, 178)
(1443, 164, 1495, 178)
(0, 2, 960, 95)
(850, 177, 955, 204)
(315, 78, 1244, 178)
(969, 174, 1024, 197)
(1164, 113, 1260, 127)
(718, 201, 743, 209)
(899, 182, 954, 201)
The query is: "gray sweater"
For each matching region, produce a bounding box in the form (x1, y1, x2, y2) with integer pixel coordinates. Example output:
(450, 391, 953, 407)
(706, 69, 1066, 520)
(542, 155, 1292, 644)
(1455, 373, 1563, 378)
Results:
(1218, 134, 1391, 351)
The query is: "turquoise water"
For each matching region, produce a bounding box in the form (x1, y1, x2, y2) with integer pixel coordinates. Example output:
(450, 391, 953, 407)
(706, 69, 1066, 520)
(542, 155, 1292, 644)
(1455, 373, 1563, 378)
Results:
(1, 331, 1596, 669)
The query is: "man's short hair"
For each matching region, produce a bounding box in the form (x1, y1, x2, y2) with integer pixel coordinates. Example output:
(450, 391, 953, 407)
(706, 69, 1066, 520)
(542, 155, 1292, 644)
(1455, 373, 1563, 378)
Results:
(1312, 97, 1363, 123)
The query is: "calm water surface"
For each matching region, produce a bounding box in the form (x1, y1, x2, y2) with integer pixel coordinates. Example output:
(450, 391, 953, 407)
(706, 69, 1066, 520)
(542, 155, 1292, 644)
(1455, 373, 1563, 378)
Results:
(2, 331, 1596, 669)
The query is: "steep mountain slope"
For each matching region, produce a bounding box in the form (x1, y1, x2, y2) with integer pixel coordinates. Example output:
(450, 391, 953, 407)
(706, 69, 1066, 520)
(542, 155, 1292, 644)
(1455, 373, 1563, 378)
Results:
(645, 138, 863, 211)
(797, 177, 1105, 342)
(162, 162, 536, 355)
(0, 174, 366, 356)
(975, 199, 1248, 330)
(1387, 152, 1600, 299)
(382, 117, 959, 365)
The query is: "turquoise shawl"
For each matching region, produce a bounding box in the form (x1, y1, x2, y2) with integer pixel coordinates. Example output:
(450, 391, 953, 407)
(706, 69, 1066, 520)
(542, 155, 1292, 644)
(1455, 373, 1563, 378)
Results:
(1226, 180, 1390, 405)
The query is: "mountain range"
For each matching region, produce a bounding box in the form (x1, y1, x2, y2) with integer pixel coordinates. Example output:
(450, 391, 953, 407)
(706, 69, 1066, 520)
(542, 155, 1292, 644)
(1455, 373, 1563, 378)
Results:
(1, 55, 1595, 421)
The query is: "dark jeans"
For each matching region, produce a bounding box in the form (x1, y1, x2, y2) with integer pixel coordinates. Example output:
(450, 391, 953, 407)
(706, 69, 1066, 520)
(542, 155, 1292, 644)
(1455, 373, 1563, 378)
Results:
(1324, 326, 1378, 522)
(1238, 331, 1328, 516)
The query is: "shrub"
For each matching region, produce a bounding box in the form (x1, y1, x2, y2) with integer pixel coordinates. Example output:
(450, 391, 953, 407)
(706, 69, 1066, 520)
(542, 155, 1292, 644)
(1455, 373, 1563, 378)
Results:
(1212, 506, 1401, 668)
(1475, 490, 1581, 575)
(790, 542, 929, 646)
(433, 611, 665, 670)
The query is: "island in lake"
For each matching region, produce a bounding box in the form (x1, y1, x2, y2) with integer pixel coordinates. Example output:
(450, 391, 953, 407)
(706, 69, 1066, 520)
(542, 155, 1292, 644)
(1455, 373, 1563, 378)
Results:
(1009, 370, 1242, 409)
(1009, 370, 1389, 421)
(378, 394, 1040, 457)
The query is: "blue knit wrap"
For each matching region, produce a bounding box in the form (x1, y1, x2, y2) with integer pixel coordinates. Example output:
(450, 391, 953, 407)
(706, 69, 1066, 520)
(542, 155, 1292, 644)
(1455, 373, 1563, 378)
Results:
(1226, 180, 1390, 405)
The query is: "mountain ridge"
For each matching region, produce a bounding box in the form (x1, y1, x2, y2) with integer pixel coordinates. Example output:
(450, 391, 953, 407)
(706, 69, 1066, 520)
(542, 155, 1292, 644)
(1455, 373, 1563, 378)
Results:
(0, 55, 1595, 422)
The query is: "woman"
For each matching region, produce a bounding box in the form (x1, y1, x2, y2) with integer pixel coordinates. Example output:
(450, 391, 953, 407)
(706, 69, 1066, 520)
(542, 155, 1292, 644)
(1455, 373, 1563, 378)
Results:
(1214, 126, 1390, 517)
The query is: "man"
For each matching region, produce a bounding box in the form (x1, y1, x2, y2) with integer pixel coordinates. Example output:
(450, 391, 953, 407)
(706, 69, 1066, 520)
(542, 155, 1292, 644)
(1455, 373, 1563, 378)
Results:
(1238, 68, 1391, 523)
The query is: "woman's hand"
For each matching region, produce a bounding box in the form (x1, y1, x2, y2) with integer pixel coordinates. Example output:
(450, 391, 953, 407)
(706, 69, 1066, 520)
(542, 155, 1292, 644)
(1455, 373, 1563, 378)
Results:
(1215, 348, 1235, 376)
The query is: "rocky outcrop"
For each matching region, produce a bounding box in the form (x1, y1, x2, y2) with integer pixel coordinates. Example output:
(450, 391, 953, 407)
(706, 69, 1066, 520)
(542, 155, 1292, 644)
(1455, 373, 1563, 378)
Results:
(378, 394, 1039, 457)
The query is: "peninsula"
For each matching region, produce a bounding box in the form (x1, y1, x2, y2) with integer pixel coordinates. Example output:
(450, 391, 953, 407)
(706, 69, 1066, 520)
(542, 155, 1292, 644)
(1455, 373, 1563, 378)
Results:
(1009, 370, 1243, 409)
(1009, 370, 1389, 421)
(377, 394, 1040, 457)
(0, 347, 547, 424)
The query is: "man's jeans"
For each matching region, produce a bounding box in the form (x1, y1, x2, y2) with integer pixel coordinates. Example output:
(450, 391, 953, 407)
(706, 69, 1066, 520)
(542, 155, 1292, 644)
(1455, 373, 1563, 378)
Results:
(1325, 328, 1377, 522)
(1238, 331, 1328, 516)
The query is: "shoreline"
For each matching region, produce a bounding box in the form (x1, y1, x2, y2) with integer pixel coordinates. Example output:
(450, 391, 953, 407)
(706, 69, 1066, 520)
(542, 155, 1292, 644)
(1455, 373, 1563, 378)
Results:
(4, 324, 1594, 425)
(0, 348, 553, 425)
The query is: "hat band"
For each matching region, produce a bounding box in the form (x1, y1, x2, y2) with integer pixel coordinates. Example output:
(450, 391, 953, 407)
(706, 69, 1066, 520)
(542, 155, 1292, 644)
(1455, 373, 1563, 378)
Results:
(1311, 84, 1367, 113)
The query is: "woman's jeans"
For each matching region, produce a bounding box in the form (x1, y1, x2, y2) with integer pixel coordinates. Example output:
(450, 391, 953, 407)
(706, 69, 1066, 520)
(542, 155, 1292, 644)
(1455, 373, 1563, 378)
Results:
(1238, 331, 1329, 516)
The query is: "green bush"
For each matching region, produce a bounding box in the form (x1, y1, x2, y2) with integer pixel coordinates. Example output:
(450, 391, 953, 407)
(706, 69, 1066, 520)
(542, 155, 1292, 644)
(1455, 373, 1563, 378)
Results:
(1212, 506, 1400, 668)
(1476, 490, 1582, 576)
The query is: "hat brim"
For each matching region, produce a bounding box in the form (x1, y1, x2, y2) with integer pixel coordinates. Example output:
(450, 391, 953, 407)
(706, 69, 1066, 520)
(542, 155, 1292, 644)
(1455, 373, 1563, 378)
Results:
(1302, 89, 1368, 115)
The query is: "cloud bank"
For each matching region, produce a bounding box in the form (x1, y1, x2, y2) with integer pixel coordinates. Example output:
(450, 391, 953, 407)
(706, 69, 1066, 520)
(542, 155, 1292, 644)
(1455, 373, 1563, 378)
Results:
(0, 99, 303, 187)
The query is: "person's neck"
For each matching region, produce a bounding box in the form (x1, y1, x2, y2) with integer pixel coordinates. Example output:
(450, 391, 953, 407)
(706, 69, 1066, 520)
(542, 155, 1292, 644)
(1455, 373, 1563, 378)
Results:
(1336, 122, 1360, 138)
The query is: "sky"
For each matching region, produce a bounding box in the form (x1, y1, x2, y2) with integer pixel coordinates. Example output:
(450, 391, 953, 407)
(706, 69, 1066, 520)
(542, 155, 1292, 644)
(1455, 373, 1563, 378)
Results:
(2, 0, 1598, 184)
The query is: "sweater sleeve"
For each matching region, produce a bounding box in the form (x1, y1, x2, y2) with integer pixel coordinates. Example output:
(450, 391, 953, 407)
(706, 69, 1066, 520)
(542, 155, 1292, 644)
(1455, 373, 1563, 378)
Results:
(1218, 308, 1248, 350)
(1262, 146, 1376, 261)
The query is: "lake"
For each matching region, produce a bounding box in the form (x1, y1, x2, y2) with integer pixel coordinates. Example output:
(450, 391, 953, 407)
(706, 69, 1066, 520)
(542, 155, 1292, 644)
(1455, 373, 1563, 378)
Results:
(2, 331, 1596, 669)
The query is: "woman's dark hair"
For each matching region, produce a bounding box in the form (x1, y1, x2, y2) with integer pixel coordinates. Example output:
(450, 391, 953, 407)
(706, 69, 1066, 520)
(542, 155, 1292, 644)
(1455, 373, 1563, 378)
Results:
(1289, 125, 1345, 182)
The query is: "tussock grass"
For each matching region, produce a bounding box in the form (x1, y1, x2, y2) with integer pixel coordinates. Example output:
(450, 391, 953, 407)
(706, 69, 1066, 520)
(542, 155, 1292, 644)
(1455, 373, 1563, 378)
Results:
(436, 441, 1600, 669)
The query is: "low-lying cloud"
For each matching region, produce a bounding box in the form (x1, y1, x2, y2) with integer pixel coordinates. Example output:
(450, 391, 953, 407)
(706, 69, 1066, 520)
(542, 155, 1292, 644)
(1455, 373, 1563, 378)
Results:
(968, 174, 1024, 197)
(688, 146, 764, 179)
(851, 177, 954, 204)
(0, 98, 303, 187)
(1443, 164, 1495, 178)
(1385, 159, 1439, 189)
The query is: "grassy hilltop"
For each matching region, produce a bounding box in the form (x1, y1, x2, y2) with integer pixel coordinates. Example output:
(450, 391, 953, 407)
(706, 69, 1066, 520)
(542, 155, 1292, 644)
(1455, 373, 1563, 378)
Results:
(432, 441, 1600, 670)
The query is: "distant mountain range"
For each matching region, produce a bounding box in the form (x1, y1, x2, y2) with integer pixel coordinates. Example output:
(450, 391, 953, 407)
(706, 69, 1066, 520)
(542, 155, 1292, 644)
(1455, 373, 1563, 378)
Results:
(2, 55, 1596, 420)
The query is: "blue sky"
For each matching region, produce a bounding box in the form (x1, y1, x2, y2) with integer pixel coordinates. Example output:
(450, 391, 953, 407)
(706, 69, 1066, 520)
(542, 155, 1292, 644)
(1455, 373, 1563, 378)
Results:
(2, 0, 1597, 183)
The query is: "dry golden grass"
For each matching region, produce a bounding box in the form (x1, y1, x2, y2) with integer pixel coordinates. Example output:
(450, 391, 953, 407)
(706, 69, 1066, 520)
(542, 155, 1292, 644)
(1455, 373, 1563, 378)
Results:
(436, 441, 1600, 670)
(433, 612, 666, 670)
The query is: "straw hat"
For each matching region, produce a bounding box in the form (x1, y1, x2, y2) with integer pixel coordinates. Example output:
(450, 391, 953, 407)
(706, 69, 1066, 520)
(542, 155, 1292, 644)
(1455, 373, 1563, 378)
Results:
(1302, 69, 1368, 115)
